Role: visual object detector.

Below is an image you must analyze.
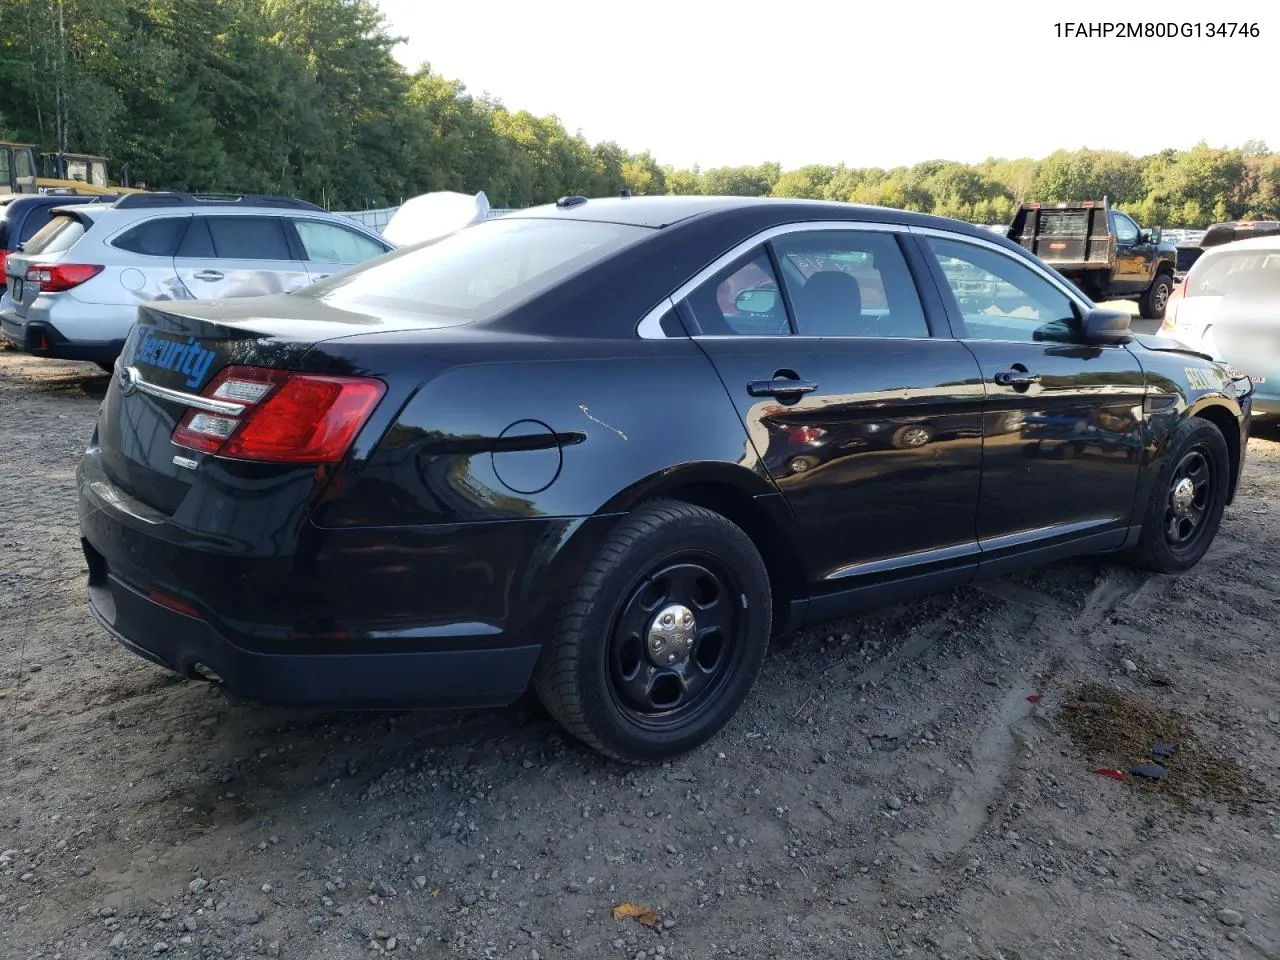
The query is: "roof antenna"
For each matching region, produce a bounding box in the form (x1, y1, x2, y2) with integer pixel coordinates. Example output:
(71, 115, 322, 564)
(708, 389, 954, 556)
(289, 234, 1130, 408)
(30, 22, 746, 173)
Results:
(621, 188, 632, 198)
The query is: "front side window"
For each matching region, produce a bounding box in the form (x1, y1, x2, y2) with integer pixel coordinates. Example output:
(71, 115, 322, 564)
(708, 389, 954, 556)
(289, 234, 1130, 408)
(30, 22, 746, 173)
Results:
(681, 247, 789, 336)
(773, 230, 928, 338)
(925, 236, 1078, 343)
(294, 219, 388, 264)
(1112, 211, 1140, 244)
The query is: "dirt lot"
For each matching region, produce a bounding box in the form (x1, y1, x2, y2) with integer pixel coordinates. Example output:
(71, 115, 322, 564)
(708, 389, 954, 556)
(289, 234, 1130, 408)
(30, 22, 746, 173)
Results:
(2, 344, 1278, 960)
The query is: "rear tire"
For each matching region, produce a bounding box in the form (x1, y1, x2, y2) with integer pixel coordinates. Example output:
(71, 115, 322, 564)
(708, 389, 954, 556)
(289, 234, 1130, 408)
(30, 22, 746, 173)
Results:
(1139, 273, 1173, 320)
(533, 499, 772, 763)
(1123, 417, 1230, 574)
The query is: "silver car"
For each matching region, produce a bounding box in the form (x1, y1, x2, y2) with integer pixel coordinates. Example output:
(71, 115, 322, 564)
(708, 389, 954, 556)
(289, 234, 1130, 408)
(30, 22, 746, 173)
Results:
(0, 193, 395, 369)
(1161, 235, 1280, 420)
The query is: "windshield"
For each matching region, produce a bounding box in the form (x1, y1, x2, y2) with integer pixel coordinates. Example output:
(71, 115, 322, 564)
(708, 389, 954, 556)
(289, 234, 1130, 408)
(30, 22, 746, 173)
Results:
(305, 217, 650, 319)
(1188, 250, 1280, 297)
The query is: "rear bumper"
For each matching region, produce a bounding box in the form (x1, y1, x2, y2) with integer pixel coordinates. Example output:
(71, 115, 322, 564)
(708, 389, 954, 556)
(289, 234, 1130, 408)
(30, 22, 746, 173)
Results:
(1, 306, 124, 363)
(78, 451, 614, 709)
(86, 570, 541, 709)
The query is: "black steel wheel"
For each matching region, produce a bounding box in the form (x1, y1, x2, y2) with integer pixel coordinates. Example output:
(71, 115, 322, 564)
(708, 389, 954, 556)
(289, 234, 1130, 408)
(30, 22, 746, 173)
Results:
(1125, 417, 1231, 573)
(534, 500, 772, 763)
(607, 557, 744, 729)
(1164, 448, 1213, 548)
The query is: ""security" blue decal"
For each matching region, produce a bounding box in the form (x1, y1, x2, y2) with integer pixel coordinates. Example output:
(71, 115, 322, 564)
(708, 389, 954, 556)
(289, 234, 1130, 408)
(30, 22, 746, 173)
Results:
(133, 330, 216, 389)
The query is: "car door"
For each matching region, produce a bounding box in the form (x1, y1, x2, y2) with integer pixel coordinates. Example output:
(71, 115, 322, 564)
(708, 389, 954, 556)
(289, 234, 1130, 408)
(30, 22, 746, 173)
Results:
(1110, 210, 1151, 294)
(677, 223, 986, 607)
(172, 215, 310, 299)
(913, 231, 1147, 576)
(290, 217, 392, 283)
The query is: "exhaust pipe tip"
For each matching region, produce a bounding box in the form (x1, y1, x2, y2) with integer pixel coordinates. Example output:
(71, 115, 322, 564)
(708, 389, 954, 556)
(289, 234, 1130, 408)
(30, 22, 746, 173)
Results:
(189, 662, 224, 684)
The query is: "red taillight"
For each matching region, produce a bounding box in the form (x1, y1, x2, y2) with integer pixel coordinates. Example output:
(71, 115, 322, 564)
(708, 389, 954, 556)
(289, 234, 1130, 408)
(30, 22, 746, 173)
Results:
(24, 263, 104, 292)
(171, 364, 385, 463)
(0, 249, 10, 279)
(782, 424, 826, 444)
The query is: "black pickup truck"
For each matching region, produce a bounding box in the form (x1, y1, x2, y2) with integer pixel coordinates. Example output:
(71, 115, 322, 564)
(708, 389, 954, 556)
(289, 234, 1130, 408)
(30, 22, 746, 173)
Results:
(1007, 199, 1178, 320)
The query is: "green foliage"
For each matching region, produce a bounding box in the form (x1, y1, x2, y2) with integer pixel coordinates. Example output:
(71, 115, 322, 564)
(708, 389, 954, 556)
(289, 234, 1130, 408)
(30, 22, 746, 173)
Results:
(0, 0, 1272, 226)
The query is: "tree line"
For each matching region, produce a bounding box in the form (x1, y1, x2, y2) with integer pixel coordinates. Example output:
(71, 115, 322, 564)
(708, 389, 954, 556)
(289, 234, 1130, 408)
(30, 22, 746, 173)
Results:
(2, 0, 1276, 228)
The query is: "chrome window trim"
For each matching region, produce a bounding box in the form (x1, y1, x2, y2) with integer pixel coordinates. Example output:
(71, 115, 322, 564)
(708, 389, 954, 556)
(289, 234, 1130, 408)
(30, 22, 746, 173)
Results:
(120, 366, 245, 416)
(906, 225, 1095, 314)
(635, 220, 907, 340)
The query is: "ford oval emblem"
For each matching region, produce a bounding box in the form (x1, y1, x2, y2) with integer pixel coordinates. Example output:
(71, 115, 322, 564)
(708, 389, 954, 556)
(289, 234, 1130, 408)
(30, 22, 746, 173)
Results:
(117, 364, 140, 397)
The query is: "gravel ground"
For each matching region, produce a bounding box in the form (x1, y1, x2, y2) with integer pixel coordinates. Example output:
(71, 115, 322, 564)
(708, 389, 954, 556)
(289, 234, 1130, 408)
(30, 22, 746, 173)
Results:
(2, 343, 1278, 960)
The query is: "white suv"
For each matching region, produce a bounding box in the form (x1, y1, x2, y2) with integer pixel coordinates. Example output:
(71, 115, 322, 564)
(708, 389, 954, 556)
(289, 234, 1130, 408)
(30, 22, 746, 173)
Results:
(1, 192, 394, 368)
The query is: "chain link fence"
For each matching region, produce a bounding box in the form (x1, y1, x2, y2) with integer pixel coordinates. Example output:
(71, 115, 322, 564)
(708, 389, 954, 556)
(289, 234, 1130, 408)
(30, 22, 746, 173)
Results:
(334, 205, 516, 235)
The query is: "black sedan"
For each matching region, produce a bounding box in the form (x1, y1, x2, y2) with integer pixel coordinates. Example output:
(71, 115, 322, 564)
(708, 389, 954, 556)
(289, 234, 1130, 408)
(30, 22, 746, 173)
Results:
(77, 195, 1252, 763)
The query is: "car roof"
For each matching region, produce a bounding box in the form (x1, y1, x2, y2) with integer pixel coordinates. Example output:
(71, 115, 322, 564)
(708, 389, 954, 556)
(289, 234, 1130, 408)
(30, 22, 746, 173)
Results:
(502, 194, 1006, 243)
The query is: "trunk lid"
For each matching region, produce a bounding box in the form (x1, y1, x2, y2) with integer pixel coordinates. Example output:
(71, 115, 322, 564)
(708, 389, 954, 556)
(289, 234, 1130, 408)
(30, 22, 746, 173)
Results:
(97, 294, 470, 515)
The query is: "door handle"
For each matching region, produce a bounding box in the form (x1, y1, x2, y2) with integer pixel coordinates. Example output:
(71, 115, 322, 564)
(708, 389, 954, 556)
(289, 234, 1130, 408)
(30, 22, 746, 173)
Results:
(192, 270, 224, 282)
(993, 369, 1041, 388)
(747, 378, 818, 398)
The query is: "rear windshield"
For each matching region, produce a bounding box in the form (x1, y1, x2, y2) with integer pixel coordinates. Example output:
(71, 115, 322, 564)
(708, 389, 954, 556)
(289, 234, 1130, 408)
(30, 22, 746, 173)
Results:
(1188, 250, 1280, 297)
(22, 213, 88, 256)
(303, 217, 650, 319)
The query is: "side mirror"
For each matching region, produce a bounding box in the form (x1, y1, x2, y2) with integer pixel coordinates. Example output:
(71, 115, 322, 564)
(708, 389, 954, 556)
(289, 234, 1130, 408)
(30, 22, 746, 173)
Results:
(1149, 226, 1162, 243)
(1081, 306, 1132, 345)
(734, 288, 780, 315)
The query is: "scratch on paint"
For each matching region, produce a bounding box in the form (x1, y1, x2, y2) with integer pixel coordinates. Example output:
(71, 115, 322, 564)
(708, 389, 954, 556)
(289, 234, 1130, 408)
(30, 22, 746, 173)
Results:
(579, 404, 628, 441)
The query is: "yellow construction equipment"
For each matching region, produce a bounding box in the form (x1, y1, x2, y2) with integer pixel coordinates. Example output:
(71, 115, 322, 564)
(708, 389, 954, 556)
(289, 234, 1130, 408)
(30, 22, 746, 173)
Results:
(1, 142, 147, 196)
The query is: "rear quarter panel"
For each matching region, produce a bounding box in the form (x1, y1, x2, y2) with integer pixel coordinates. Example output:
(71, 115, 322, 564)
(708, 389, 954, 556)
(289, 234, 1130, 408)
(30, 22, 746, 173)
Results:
(306, 334, 780, 529)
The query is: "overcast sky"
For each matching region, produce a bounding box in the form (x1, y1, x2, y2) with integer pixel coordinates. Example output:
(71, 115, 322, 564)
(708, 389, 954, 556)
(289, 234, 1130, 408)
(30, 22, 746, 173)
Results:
(375, 0, 1274, 170)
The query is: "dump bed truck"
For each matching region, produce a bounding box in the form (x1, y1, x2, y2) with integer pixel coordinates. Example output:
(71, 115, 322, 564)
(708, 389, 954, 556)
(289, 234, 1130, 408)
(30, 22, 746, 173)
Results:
(1007, 198, 1178, 320)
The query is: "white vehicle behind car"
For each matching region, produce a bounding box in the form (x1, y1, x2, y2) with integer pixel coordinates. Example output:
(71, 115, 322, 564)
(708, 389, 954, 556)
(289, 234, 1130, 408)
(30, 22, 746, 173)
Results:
(0, 192, 395, 369)
(1161, 236, 1280, 420)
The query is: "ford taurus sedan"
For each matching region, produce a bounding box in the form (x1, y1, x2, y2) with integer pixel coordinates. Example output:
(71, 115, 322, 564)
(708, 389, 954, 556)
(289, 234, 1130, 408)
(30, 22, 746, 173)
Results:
(77, 195, 1252, 763)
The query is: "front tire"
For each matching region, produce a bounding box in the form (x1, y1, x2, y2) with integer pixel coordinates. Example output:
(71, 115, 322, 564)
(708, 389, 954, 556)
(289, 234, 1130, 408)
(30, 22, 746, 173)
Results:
(1139, 273, 1173, 320)
(1123, 417, 1230, 573)
(533, 500, 772, 763)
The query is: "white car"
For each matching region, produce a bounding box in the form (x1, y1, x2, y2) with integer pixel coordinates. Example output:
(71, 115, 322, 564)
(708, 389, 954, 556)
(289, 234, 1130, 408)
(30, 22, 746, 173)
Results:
(1161, 236, 1280, 421)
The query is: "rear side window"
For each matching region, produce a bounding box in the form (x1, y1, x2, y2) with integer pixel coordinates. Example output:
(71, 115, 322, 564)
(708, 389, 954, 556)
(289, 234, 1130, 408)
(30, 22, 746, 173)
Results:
(681, 248, 789, 336)
(773, 231, 929, 338)
(112, 217, 188, 257)
(294, 219, 387, 263)
(21, 214, 87, 256)
(205, 216, 292, 260)
(306, 217, 648, 318)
